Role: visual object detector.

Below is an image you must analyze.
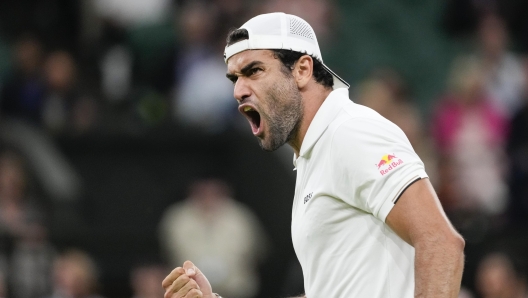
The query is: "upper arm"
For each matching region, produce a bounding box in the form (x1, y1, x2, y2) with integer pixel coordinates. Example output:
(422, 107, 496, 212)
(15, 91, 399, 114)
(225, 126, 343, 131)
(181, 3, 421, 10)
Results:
(330, 116, 428, 219)
(385, 178, 463, 247)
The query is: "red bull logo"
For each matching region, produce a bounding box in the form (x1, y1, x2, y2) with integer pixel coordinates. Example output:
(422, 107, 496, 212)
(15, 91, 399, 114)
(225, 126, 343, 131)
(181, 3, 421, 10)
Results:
(375, 154, 403, 176)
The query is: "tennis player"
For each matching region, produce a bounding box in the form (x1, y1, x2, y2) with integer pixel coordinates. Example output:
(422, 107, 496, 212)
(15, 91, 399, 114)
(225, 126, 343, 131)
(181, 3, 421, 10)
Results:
(163, 12, 465, 298)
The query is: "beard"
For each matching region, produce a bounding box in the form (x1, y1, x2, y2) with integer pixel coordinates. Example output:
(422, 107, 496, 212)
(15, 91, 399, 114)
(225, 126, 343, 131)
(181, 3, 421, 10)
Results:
(257, 76, 304, 152)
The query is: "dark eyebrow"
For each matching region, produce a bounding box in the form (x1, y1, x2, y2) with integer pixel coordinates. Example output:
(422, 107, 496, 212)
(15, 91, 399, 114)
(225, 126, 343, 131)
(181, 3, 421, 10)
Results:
(225, 60, 264, 82)
(240, 61, 264, 75)
(226, 73, 237, 82)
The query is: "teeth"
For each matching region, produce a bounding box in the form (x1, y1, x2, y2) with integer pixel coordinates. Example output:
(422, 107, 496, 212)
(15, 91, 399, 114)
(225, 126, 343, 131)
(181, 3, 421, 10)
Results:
(244, 107, 254, 112)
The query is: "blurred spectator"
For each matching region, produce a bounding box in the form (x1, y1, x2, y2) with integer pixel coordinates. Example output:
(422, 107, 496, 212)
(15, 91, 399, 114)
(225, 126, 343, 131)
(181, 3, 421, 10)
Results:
(158, 178, 268, 298)
(129, 263, 166, 298)
(42, 51, 77, 131)
(0, 36, 46, 125)
(173, 0, 220, 73)
(432, 57, 509, 217)
(87, 0, 175, 128)
(9, 220, 56, 298)
(42, 50, 98, 134)
(0, 41, 98, 133)
(172, 2, 237, 131)
(0, 149, 55, 298)
(0, 150, 44, 248)
(356, 68, 438, 184)
(70, 0, 172, 129)
(506, 59, 528, 225)
(473, 13, 525, 118)
(46, 249, 104, 298)
(475, 252, 528, 298)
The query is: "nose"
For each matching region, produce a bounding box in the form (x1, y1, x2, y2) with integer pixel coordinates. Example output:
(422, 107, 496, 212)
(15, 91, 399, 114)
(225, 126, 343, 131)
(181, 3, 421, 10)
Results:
(233, 77, 251, 102)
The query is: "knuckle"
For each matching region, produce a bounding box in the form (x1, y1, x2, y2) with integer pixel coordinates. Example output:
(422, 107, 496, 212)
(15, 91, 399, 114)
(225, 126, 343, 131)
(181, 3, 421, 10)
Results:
(188, 279, 198, 287)
(162, 267, 183, 288)
(187, 289, 203, 298)
(179, 274, 190, 283)
(165, 285, 178, 297)
(172, 274, 188, 287)
(162, 278, 173, 288)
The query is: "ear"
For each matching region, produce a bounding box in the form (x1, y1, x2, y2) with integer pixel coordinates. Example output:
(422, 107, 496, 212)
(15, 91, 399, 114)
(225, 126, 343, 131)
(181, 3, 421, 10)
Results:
(292, 55, 313, 89)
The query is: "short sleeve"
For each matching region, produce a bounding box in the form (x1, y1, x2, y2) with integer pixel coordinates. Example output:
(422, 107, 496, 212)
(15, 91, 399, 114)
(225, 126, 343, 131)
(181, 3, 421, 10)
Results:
(329, 116, 428, 222)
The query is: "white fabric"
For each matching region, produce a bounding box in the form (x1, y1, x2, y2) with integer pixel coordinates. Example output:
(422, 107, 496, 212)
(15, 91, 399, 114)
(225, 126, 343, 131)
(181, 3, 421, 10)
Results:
(224, 13, 322, 62)
(291, 89, 428, 297)
(223, 12, 349, 90)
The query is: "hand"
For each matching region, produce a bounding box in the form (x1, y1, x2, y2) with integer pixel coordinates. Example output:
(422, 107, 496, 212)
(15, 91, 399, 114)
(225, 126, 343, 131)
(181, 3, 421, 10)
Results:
(162, 266, 202, 298)
(162, 261, 214, 298)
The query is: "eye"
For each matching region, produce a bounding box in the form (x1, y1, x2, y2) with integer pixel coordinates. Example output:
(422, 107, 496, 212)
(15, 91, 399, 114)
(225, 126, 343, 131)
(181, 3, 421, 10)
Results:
(249, 67, 262, 76)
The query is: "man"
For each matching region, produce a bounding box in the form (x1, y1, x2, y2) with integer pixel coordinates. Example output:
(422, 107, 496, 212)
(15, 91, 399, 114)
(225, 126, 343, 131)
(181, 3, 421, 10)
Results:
(159, 178, 268, 298)
(163, 12, 465, 298)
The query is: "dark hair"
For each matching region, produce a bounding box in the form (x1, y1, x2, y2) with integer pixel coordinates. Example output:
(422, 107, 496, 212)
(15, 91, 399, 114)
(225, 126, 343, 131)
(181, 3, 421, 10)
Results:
(226, 28, 333, 88)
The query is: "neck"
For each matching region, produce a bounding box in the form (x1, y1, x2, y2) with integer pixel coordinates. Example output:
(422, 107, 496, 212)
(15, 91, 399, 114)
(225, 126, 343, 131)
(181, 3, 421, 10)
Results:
(289, 85, 333, 156)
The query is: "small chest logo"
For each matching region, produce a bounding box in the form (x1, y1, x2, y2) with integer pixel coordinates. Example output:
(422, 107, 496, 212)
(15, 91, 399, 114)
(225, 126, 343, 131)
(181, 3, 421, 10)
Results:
(303, 192, 313, 204)
(375, 154, 404, 176)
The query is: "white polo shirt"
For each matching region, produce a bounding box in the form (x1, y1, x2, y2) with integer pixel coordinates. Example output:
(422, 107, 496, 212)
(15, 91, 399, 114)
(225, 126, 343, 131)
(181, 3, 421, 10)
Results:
(291, 88, 428, 298)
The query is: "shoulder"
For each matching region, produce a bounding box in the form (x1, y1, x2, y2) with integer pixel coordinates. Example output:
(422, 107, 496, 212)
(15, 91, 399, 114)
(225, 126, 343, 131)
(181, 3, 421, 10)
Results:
(328, 103, 409, 150)
(324, 104, 419, 176)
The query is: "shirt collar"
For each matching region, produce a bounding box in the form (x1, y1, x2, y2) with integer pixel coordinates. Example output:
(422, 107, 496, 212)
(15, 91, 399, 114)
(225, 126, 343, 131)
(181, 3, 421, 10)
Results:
(293, 88, 350, 165)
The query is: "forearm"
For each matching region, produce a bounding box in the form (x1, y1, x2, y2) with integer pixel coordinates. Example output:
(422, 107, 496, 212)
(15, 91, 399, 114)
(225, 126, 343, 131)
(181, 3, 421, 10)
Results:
(414, 237, 465, 297)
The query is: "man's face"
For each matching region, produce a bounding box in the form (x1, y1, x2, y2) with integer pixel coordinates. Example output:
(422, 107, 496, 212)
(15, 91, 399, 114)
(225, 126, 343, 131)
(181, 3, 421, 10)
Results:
(226, 50, 303, 151)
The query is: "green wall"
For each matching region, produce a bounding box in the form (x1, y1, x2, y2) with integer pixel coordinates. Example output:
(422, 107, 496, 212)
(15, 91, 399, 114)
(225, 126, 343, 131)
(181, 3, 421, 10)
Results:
(325, 0, 465, 111)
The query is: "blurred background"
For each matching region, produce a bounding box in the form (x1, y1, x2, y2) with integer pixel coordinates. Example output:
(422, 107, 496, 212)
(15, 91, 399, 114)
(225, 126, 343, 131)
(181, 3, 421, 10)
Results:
(0, 0, 527, 297)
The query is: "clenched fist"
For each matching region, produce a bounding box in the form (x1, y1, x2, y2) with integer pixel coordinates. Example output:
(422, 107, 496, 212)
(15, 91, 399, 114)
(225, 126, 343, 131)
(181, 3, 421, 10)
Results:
(162, 261, 215, 298)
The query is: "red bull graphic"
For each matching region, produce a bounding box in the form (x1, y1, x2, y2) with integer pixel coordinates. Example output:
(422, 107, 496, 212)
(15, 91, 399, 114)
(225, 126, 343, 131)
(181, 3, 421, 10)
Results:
(375, 154, 404, 176)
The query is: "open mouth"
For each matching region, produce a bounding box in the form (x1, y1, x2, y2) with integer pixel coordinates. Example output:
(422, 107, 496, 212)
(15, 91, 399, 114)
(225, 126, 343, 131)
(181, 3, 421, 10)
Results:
(240, 106, 262, 135)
